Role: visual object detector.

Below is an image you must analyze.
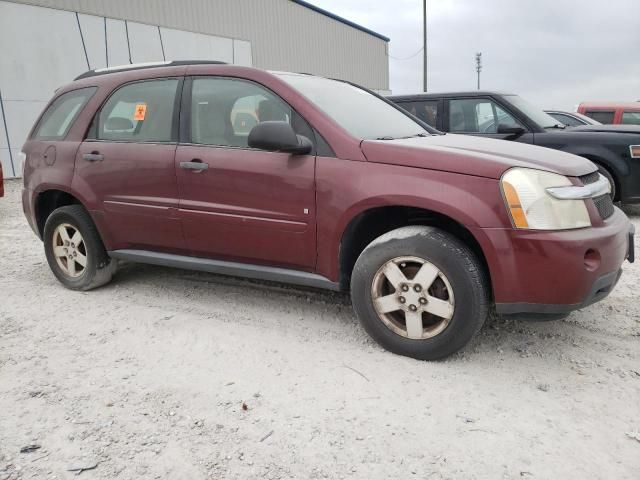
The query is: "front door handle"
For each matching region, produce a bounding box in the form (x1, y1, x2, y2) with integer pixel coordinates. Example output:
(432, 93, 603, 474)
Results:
(83, 152, 104, 162)
(180, 160, 209, 171)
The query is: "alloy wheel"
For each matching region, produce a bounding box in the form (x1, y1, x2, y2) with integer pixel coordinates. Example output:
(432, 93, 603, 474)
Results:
(52, 223, 87, 278)
(371, 256, 455, 339)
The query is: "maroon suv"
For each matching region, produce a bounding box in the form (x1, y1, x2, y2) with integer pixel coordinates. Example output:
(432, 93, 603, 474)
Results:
(22, 61, 635, 360)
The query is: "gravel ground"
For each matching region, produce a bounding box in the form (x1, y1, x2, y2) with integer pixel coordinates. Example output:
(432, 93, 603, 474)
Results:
(1, 178, 639, 480)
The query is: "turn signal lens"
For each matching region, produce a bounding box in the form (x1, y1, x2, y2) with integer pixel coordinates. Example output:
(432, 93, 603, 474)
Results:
(630, 145, 640, 158)
(502, 181, 529, 228)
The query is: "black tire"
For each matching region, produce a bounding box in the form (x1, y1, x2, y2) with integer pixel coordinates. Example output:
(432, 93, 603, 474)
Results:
(595, 164, 617, 201)
(43, 205, 116, 291)
(350, 226, 489, 360)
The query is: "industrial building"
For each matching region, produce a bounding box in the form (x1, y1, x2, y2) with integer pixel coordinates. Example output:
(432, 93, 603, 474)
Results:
(0, 0, 390, 178)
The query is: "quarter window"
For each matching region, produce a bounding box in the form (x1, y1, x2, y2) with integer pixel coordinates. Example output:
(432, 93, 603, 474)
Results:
(95, 79, 179, 142)
(33, 87, 96, 140)
(548, 113, 583, 127)
(585, 110, 615, 124)
(448, 98, 522, 133)
(189, 77, 315, 149)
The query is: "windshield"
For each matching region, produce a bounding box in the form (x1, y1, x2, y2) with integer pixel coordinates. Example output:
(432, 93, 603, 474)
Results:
(505, 95, 562, 128)
(275, 73, 431, 140)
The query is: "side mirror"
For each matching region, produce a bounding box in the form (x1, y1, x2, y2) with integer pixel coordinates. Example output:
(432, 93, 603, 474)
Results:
(248, 121, 313, 155)
(497, 124, 525, 136)
(105, 117, 134, 131)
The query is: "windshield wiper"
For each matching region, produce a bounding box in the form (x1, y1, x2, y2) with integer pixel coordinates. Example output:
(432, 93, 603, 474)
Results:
(399, 133, 429, 139)
(376, 133, 429, 141)
(545, 124, 566, 129)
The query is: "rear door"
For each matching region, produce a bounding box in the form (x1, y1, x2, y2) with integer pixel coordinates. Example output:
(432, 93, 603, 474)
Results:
(175, 76, 317, 270)
(75, 77, 185, 252)
(443, 97, 534, 144)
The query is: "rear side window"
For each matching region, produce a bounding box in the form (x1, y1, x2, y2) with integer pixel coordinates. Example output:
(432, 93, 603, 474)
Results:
(621, 111, 640, 125)
(95, 78, 179, 142)
(585, 110, 615, 124)
(549, 113, 583, 127)
(33, 87, 96, 140)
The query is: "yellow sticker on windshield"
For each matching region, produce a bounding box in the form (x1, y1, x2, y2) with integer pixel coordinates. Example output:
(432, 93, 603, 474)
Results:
(134, 104, 147, 121)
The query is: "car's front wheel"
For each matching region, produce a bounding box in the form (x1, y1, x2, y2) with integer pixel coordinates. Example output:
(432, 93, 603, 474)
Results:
(43, 205, 116, 291)
(350, 226, 489, 360)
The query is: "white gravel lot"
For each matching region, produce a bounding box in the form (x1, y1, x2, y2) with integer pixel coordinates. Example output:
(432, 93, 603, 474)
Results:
(1, 178, 639, 480)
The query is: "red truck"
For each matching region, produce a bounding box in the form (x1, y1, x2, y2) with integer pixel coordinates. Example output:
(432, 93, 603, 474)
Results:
(21, 61, 635, 360)
(577, 102, 640, 125)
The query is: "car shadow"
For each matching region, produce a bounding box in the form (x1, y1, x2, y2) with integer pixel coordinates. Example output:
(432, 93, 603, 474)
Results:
(107, 260, 613, 363)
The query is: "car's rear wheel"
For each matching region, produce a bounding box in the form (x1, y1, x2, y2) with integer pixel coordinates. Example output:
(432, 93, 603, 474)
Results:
(44, 205, 116, 291)
(351, 226, 489, 360)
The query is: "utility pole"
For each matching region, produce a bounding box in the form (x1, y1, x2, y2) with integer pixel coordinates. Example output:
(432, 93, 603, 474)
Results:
(423, 0, 427, 92)
(475, 52, 482, 90)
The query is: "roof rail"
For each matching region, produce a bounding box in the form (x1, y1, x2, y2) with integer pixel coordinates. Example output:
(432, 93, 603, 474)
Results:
(74, 60, 228, 80)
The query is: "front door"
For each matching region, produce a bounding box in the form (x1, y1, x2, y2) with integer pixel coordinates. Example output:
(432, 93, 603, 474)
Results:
(175, 76, 317, 270)
(75, 77, 185, 252)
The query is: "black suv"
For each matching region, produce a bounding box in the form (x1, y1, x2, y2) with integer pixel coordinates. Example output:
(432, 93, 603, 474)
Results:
(389, 92, 640, 204)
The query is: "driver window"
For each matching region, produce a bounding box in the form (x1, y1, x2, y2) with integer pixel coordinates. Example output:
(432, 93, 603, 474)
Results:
(191, 78, 296, 148)
(449, 98, 521, 133)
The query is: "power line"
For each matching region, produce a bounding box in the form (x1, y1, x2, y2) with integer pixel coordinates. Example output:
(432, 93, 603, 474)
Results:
(387, 46, 424, 61)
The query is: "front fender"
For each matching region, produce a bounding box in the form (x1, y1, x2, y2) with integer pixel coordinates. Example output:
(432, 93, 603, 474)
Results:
(559, 144, 629, 177)
(315, 159, 509, 281)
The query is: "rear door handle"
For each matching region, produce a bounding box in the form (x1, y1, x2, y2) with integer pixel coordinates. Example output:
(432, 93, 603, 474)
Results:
(83, 152, 104, 162)
(180, 160, 209, 171)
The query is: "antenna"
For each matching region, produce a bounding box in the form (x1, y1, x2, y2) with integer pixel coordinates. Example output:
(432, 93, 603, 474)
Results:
(475, 52, 482, 90)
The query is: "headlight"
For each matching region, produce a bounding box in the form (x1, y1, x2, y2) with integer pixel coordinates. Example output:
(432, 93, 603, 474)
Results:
(501, 168, 591, 230)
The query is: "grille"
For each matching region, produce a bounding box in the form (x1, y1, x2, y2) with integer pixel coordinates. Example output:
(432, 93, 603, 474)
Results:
(593, 194, 615, 220)
(579, 171, 600, 185)
(578, 171, 614, 220)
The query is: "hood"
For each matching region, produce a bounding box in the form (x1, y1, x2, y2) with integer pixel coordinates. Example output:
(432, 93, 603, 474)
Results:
(360, 134, 596, 179)
(570, 124, 640, 134)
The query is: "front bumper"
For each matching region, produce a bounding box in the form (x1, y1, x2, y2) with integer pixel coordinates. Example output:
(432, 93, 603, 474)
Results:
(496, 268, 623, 319)
(472, 207, 634, 318)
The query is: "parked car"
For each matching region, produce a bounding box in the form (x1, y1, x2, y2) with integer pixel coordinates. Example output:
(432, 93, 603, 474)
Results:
(545, 110, 601, 127)
(578, 102, 640, 125)
(390, 91, 640, 203)
(22, 62, 635, 360)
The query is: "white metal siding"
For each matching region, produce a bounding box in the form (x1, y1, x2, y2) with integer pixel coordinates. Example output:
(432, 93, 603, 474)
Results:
(8, 0, 389, 90)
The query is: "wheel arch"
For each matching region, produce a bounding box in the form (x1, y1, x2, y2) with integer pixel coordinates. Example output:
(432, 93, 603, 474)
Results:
(577, 153, 621, 200)
(35, 188, 83, 238)
(33, 187, 111, 249)
(337, 204, 493, 297)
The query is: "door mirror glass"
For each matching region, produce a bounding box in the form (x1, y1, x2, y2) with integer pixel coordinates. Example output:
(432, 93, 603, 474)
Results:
(248, 121, 312, 154)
